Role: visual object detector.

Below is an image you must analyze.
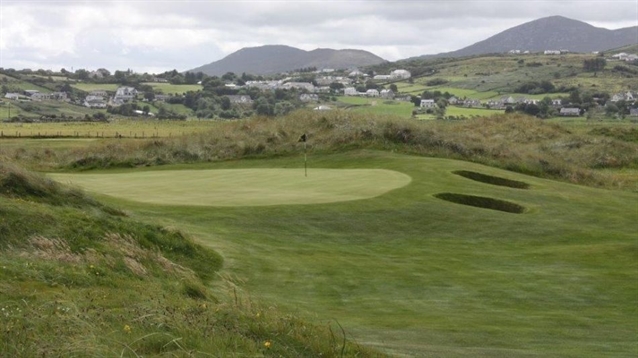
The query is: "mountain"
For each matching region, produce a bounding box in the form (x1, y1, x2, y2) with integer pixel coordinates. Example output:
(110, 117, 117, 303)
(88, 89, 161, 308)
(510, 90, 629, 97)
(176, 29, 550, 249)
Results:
(187, 45, 386, 76)
(416, 16, 638, 59)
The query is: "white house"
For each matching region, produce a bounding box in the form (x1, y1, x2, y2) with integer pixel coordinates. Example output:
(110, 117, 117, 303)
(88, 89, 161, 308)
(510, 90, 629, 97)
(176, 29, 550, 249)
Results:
(373, 75, 391, 80)
(366, 89, 380, 97)
(113, 86, 138, 103)
(299, 93, 319, 102)
(420, 99, 436, 108)
(380, 89, 394, 99)
(544, 50, 561, 55)
(560, 108, 580, 116)
(344, 87, 358, 96)
(4, 93, 21, 100)
(84, 96, 107, 108)
(390, 69, 411, 79)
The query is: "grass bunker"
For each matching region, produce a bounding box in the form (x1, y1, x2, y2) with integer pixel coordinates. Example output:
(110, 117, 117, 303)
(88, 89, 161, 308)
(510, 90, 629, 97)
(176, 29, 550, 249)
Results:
(434, 192, 526, 213)
(453, 170, 530, 189)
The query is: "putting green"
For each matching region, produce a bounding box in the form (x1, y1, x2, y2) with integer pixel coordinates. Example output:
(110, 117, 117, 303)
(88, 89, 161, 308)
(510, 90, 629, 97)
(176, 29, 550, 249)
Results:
(49, 169, 411, 206)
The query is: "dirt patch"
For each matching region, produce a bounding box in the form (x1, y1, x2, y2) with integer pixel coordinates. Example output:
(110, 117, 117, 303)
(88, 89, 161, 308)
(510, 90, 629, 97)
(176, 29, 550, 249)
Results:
(453, 170, 530, 189)
(434, 193, 525, 214)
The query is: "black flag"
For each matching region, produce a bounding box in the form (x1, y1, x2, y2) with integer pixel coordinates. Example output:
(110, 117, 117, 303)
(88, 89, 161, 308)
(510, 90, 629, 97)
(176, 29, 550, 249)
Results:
(298, 133, 307, 142)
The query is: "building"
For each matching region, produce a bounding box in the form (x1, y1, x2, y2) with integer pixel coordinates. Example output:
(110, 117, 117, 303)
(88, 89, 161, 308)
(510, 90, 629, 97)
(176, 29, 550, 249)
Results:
(299, 93, 319, 102)
(226, 95, 253, 104)
(390, 69, 411, 79)
(420, 99, 436, 108)
(559, 108, 580, 116)
(344, 87, 358, 96)
(380, 89, 394, 99)
(366, 89, 379, 97)
(113, 86, 138, 104)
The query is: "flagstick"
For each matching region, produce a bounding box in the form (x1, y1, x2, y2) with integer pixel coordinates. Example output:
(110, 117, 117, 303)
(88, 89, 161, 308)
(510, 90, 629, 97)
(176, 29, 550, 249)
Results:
(304, 141, 307, 177)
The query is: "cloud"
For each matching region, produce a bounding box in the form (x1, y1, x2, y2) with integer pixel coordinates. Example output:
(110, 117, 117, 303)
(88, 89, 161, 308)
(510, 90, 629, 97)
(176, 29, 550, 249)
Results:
(1, 0, 636, 73)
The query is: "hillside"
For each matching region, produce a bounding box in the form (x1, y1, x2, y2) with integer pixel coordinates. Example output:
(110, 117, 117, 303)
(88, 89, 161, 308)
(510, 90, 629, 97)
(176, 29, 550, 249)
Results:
(187, 45, 386, 76)
(415, 16, 637, 59)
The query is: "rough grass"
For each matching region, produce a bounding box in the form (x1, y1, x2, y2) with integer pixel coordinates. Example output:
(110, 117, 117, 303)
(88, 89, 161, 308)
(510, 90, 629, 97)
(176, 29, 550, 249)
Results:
(5, 110, 635, 191)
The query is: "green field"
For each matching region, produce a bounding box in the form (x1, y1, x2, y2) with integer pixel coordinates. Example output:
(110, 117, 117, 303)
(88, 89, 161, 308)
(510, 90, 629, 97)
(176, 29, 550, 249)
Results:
(0, 119, 220, 138)
(47, 150, 638, 357)
(142, 82, 202, 94)
(71, 83, 120, 92)
(337, 97, 415, 117)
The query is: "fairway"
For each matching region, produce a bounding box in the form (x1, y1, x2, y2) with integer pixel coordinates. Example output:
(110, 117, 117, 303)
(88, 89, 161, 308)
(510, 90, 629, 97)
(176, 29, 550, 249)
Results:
(49, 168, 412, 206)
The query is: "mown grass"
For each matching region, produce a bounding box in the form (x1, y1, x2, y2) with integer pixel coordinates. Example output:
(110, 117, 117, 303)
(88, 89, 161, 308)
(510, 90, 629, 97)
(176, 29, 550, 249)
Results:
(70, 151, 638, 357)
(0, 159, 383, 357)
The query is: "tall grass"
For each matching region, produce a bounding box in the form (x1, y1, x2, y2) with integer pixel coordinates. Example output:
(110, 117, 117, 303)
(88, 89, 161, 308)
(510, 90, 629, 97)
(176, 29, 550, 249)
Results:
(6, 110, 634, 190)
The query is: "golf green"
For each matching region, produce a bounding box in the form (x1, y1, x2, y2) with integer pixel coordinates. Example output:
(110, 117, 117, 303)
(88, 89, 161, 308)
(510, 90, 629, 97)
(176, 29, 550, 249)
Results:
(49, 168, 412, 206)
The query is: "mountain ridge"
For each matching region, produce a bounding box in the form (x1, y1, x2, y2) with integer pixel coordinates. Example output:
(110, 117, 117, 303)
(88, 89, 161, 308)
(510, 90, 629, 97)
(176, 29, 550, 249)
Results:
(188, 45, 386, 76)
(411, 16, 637, 60)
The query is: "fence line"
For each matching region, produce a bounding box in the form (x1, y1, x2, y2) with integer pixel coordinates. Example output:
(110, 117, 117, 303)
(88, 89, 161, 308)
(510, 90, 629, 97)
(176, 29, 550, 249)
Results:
(0, 131, 170, 139)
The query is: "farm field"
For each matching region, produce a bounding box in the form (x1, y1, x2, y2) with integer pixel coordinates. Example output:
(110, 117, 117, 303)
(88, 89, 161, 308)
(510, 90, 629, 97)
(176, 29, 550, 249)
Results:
(0, 119, 221, 138)
(142, 82, 202, 94)
(71, 83, 120, 92)
(48, 150, 638, 357)
(337, 96, 415, 117)
(416, 106, 504, 120)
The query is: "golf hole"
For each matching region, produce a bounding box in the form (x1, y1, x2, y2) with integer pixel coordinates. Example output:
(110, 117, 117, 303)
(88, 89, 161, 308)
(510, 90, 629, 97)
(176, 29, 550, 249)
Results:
(49, 168, 412, 207)
(434, 193, 525, 213)
(453, 170, 530, 189)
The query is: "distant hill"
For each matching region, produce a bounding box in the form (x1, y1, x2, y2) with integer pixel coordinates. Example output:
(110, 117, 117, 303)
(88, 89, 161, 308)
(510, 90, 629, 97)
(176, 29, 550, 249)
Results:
(187, 45, 386, 76)
(414, 16, 637, 59)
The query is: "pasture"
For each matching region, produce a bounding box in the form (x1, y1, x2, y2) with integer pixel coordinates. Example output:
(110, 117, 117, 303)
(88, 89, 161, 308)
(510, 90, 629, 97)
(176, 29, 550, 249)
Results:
(48, 150, 638, 357)
(0, 119, 220, 138)
(141, 82, 202, 94)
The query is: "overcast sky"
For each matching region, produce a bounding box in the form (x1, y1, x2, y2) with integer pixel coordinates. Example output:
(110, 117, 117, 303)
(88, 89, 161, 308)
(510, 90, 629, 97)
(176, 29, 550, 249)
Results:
(1, 0, 636, 74)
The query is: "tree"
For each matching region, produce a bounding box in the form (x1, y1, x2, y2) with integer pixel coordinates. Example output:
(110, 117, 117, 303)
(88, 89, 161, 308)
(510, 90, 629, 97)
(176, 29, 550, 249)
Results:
(142, 105, 150, 115)
(583, 58, 606, 73)
(221, 96, 231, 111)
(389, 84, 398, 93)
(75, 69, 89, 80)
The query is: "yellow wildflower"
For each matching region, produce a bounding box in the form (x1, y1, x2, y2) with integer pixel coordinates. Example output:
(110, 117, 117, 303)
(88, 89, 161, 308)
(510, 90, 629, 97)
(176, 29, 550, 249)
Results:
(264, 340, 271, 348)
(124, 324, 132, 334)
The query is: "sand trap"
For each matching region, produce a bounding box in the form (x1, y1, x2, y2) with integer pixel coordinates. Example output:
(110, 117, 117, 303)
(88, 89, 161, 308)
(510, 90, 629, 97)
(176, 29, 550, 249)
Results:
(49, 168, 411, 207)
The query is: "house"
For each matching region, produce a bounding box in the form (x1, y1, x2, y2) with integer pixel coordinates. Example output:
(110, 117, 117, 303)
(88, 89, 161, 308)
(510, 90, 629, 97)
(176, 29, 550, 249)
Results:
(133, 110, 154, 116)
(380, 89, 394, 99)
(50, 92, 68, 101)
(344, 87, 358, 96)
(508, 50, 521, 54)
(551, 99, 563, 106)
(89, 90, 108, 97)
(24, 90, 40, 97)
(313, 105, 332, 111)
(612, 53, 628, 60)
(559, 108, 580, 116)
(299, 93, 319, 102)
(420, 99, 436, 108)
(84, 95, 107, 108)
(31, 92, 51, 101)
(373, 75, 391, 80)
(624, 92, 635, 101)
(463, 99, 481, 107)
(4, 93, 21, 100)
(113, 86, 138, 104)
(625, 54, 638, 62)
(226, 95, 253, 104)
(448, 96, 459, 105)
(544, 50, 561, 55)
(282, 82, 315, 91)
(348, 69, 364, 77)
(390, 69, 411, 79)
(366, 89, 379, 97)
(154, 94, 170, 102)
